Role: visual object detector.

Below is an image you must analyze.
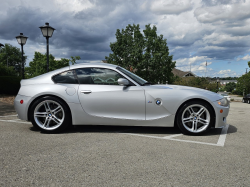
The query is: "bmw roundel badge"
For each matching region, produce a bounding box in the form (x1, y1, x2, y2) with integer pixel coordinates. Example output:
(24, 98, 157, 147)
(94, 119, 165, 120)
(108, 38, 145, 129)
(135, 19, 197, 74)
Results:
(156, 100, 161, 105)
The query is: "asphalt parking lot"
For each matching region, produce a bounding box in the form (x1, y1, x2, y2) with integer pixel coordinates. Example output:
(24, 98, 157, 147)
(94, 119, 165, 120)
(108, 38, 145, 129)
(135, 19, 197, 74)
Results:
(0, 101, 250, 186)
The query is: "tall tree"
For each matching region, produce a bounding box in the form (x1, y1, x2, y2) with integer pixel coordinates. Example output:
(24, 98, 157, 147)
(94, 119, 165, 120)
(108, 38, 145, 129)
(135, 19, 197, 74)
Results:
(236, 72, 250, 95)
(225, 82, 236, 92)
(25, 52, 80, 78)
(105, 24, 176, 84)
(0, 43, 27, 68)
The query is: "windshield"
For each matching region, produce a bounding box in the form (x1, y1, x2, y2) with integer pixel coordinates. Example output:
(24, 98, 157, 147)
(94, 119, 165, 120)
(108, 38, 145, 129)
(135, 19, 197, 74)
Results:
(116, 67, 147, 85)
(221, 93, 228, 96)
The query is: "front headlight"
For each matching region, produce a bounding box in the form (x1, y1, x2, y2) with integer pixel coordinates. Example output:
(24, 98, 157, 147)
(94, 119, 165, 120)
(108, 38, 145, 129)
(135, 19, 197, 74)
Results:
(217, 97, 229, 106)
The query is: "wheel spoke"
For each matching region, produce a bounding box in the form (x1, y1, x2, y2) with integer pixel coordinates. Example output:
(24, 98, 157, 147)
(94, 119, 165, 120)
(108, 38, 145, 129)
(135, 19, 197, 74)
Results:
(183, 117, 193, 124)
(45, 118, 51, 127)
(198, 118, 209, 125)
(197, 107, 205, 116)
(191, 121, 195, 131)
(34, 112, 47, 118)
(188, 107, 195, 115)
(52, 106, 62, 114)
(44, 102, 51, 112)
(43, 117, 49, 127)
(53, 115, 62, 124)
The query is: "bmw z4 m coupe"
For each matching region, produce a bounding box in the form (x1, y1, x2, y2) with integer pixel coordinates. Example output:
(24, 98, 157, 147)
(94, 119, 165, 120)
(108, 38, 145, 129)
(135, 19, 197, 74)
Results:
(14, 63, 230, 135)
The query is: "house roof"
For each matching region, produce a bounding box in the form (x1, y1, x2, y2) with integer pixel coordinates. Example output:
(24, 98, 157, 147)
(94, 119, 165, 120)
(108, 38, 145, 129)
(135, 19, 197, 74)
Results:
(172, 68, 196, 77)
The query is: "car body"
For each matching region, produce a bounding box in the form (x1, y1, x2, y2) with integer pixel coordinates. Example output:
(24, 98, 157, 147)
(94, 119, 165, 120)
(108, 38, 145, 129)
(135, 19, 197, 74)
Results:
(242, 94, 250, 104)
(218, 93, 231, 101)
(14, 63, 230, 135)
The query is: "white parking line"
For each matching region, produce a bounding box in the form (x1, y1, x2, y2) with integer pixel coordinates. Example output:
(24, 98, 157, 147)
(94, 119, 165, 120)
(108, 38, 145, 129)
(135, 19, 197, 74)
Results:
(121, 125, 230, 147)
(0, 114, 229, 147)
(0, 114, 18, 118)
(0, 119, 31, 124)
(217, 124, 229, 146)
(163, 134, 183, 139)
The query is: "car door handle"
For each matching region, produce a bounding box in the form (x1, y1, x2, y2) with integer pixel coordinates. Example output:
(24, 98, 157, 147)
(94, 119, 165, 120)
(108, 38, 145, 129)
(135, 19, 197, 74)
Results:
(81, 90, 92, 94)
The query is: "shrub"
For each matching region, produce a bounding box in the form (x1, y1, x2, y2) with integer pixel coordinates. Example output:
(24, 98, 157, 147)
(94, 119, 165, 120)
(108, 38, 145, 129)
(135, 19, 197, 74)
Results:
(0, 64, 17, 76)
(0, 76, 21, 95)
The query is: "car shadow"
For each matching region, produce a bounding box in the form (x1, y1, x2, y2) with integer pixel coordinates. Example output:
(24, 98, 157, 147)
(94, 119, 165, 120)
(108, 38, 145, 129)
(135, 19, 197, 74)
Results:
(202, 124, 237, 136)
(32, 124, 237, 136)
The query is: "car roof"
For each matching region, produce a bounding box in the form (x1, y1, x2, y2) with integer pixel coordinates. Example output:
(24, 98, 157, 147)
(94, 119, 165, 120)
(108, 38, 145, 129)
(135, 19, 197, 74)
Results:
(22, 62, 119, 85)
(69, 62, 118, 70)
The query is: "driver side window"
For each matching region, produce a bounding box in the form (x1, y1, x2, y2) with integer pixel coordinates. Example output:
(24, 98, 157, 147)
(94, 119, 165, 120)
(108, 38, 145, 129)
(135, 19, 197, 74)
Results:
(75, 68, 124, 85)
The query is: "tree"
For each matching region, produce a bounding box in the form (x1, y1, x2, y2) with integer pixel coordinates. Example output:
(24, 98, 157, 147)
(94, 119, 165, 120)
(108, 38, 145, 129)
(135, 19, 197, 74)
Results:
(25, 52, 80, 78)
(105, 24, 176, 84)
(173, 77, 219, 92)
(0, 64, 17, 76)
(0, 43, 27, 68)
(70, 56, 81, 65)
(224, 82, 236, 92)
(236, 72, 250, 95)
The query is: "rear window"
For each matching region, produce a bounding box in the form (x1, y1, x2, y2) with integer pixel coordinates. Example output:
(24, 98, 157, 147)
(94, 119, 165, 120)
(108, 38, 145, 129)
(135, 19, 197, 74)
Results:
(52, 70, 78, 84)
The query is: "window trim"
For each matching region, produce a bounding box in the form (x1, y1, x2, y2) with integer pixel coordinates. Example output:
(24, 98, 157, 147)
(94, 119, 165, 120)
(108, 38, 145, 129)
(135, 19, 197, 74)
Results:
(74, 67, 136, 86)
(51, 70, 78, 84)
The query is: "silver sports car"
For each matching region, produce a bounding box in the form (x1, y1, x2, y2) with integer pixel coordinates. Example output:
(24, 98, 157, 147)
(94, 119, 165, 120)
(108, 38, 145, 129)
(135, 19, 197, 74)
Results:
(14, 63, 230, 135)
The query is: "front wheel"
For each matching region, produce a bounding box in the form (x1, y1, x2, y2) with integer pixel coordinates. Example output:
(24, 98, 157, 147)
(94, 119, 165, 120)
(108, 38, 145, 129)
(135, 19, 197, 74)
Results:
(242, 99, 245, 103)
(29, 96, 71, 133)
(176, 101, 215, 135)
(248, 100, 250, 104)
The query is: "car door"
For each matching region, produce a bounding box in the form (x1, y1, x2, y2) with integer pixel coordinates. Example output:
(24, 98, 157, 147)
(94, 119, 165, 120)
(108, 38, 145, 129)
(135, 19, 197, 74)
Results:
(75, 67, 145, 120)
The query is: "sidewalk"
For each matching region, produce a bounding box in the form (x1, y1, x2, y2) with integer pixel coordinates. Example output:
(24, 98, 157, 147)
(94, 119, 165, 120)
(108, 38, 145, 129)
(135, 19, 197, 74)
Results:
(230, 95, 243, 102)
(0, 101, 16, 116)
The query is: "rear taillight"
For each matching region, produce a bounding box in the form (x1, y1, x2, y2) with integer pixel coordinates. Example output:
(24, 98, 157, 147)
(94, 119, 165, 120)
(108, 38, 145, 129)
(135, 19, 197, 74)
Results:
(20, 100, 23, 104)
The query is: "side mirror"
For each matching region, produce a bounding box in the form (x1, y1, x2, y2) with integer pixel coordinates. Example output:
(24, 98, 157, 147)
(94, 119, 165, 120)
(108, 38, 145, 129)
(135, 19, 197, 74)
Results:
(118, 78, 129, 86)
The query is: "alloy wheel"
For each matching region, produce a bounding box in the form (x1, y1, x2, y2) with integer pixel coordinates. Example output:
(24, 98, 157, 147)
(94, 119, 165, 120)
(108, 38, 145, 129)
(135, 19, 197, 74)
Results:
(181, 104, 210, 133)
(34, 100, 65, 130)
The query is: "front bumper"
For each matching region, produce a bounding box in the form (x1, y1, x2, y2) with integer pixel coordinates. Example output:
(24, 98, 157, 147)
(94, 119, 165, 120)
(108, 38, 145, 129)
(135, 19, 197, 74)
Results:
(14, 94, 32, 121)
(212, 101, 230, 128)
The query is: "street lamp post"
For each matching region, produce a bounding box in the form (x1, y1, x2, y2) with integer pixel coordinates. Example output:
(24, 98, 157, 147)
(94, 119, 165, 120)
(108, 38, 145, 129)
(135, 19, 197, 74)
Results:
(16, 33, 28, 79)
(39, 22, 55, 72)
(217, 79, 219, 92)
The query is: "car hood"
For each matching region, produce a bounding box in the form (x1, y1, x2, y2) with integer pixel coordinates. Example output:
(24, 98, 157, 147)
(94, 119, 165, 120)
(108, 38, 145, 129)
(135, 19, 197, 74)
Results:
(148, 84, 223, 101)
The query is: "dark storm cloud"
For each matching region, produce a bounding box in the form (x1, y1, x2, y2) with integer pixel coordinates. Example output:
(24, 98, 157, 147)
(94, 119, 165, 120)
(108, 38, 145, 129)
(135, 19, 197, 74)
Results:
(168, 29, 214, 47)
(0, 0, 154, 61)
(197, 46, 248, 60)
(0, 7, 43, 41)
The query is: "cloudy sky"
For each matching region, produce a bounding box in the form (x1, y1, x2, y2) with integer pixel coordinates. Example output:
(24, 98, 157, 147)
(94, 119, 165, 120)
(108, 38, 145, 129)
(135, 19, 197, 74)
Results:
(1, 0, 250, 77)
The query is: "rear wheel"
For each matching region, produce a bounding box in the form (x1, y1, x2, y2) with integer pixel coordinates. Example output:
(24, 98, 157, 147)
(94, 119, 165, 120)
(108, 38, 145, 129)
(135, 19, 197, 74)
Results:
(176, 100, 215, 135)
(30, 96, 71, 133)
(248, 100, 250, 104)
(242, 99, 245, 103)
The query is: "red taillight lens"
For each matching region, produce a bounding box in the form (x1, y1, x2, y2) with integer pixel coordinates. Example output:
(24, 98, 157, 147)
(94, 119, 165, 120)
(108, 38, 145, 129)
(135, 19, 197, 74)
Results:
(20, 100, 23, 104)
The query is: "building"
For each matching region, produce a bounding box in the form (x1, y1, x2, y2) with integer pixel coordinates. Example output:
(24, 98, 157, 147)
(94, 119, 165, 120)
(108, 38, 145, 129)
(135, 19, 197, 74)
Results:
(172, 68, 196, 77)
(219, 80, 237, 85)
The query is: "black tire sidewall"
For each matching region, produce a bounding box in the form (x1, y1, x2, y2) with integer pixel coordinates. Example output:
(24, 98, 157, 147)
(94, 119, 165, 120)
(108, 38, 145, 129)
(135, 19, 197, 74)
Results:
(176, 100, 215, 135)
(29, 96, 71, 133)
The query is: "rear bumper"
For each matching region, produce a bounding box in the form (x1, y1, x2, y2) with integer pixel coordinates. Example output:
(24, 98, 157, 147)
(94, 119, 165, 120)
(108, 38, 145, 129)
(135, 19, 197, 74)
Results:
(212, 101, 230, 128)
(14, 95, 32, 121)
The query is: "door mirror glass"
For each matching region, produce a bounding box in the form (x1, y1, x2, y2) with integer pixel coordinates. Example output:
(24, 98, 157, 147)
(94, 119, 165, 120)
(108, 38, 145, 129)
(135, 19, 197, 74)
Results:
(118, 78, 129, 86)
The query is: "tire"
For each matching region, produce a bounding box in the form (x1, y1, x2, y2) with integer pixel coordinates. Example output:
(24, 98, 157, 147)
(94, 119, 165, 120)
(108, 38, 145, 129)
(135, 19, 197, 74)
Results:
(176, 100, 215, 135)
(29, 96, 71, 133)
(248, 100, 250, 104)
(242, 99, 245, 103)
